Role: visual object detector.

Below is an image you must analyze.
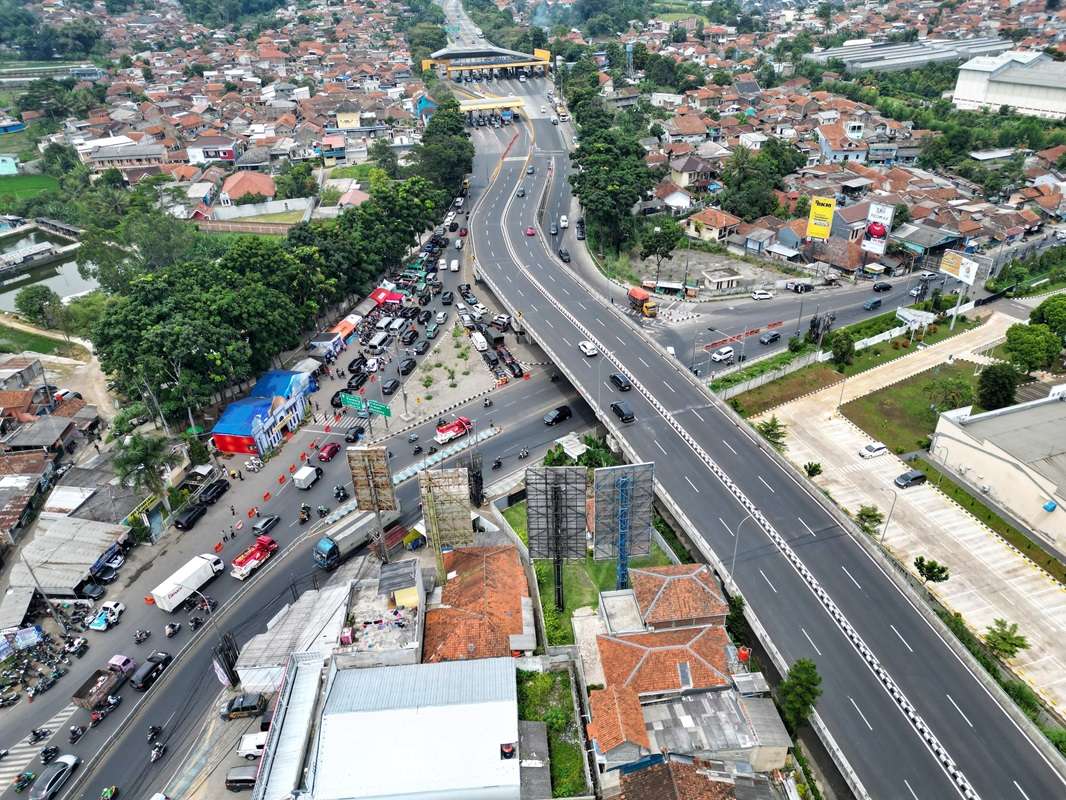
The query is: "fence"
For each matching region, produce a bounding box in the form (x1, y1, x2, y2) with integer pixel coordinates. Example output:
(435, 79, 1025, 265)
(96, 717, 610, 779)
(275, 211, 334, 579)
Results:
(210, 196, 314, 221)
(193, 220, 295, 235)
(717, 351, 825, 400)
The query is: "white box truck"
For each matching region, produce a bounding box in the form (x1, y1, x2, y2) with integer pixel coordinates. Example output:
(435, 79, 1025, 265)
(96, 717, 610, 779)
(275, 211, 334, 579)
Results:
(293, 465, 323, 490)
(151, 554, 224, 613)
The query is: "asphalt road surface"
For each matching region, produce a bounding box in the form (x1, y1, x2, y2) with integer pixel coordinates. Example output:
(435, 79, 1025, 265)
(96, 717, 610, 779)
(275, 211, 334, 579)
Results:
(460, 74, 1066, 800)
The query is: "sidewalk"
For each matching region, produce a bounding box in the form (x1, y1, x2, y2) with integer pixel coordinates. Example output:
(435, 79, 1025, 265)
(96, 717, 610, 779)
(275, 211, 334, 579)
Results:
(761, 311, 1066, 715)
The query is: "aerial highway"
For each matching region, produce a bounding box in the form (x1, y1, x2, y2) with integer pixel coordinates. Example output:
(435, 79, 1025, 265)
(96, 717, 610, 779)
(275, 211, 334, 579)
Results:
(461, 72, 1066, 800)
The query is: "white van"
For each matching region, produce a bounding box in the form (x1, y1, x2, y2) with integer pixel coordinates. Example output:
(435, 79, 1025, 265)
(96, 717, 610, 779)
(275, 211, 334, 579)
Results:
(438, 258, 447, 272)
(455, 238, 464, 250)
(367, 331, 390, 352)
(388, 317, 407, 333)
(470, 332, 489, 352)
(450, 259, 459, 272)
(560, 215, 568, 229)
(237, 732, 268, 760)
(375, 316, 392, 332)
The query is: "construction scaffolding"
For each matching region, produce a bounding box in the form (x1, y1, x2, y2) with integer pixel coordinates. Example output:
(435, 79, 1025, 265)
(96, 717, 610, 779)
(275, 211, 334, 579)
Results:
(526, 466, 588, 611)
(592, 463, 655, 590)
(347, 446, 398, 563)
(419, 468, 473, 582)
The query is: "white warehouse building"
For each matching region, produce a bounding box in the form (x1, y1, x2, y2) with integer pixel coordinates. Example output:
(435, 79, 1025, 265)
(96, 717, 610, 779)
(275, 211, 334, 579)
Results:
(952, 50, 1066, 120)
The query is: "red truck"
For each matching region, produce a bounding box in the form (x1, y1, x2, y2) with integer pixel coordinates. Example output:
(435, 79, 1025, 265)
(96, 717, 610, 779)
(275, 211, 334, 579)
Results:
(434, 416, 473, 444)
(230, 535, 279, 581)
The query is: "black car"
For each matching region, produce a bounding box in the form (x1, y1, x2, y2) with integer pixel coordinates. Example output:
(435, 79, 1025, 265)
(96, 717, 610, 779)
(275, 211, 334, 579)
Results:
(348, 355, 367, 374)
(758, 331, 781, 345)
(449, 221, 459, 232)
(557, 248, 570, 263)
(543, 405, 572, 426)
(414, 340, 431, 355)
(347, 372, 368, 391)
(873, 281, 892, 293)
(381, 379, 400, 395)
(90, 565, 118, 585)
(398, 358, 417, 375)
(894, 469, 927, 488)
(130, 651, 172, 691)
(609, 372, 632, 391)
(221, 693, 268, 721)
(417, 310, 433, 325)
(507, 361, 525, 378)
(483, 350, 499, 367)
(576, 229, 586, 240)
(200, 478, 230, 505)
(550, 223, 559, 235)
(611, 401, 635, 423)
(441, 291, 454, 305)
(78, 582, 106, 601)
(345, 426, 365, 443)
(401, 329, 418, 346)
(173, 504, 206, 531)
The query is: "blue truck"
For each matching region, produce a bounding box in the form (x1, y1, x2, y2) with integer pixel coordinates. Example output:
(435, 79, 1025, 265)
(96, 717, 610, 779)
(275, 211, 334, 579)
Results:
(313, 504, 401, 570)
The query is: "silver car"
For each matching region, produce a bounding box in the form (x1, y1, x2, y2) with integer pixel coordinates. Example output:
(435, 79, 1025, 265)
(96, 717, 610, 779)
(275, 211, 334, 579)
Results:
(30, 755, 79, 800)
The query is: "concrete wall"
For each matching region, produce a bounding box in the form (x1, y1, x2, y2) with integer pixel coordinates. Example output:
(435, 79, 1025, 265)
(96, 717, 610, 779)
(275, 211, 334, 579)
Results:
(212, 197, 314, 221)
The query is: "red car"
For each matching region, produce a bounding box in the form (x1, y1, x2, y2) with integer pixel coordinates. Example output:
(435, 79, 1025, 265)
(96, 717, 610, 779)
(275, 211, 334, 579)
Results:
(459, 227, 468, 237)
(318, 442, 341, 462)
(524, 226, 536, 236)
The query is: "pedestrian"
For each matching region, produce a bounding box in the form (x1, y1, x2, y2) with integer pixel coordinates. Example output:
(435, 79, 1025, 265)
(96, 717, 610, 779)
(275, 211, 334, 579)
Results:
(229, 525, 234, 536)
(255, 508, 261, 518)
(93, 442, 100, 453)
(229, 469, 237, 480)
(237, 470, 243, 481)
(229, 505, 236, 516)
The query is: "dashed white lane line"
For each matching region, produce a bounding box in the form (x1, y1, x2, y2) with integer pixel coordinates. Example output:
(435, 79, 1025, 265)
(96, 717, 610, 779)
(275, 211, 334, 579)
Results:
(654, 441, 667, 455)
(544, 319, 554, 329)
(662, 380, 676, 393)
(721, 439, 737, 455)
(849, 696, 874, 731)
(946, 694, 973, 728)
(1014, 780, 1032, 800)
(798, 517, 816, 537)
(801, 627, 823, 656)
(719, 517, 733, 536)
(758, 569, 777, 593)
(684, 476, 699, 493)
(890, 624, 914, 653)
(757, 475, 775, 493)
(903, 779, 919, 800)
(842, 566, 863, 590)
(637, 357, 650, 368)
(691, 409, 705, 422)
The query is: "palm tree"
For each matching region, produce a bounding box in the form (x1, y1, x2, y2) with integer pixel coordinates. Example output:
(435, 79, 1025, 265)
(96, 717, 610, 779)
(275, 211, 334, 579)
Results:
(114, 434, 181, 513)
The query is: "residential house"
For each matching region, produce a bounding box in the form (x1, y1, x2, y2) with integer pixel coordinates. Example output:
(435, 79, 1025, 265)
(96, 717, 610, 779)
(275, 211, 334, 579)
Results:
(88, 143, 167, 174)
(187, 136, 243, 165)
(0, 451, 53, 546)
(629, 565, 729, 631)
(684, 208, 741, 242)
(654, 181, 693, 215)
(665, 113, 709, 144)
(816, 123, 868, 164)
(596, 626, 732, 700)
(669, 155, 716, 191)
(219, 171, 276, 205)
(586, 686, 652, 772)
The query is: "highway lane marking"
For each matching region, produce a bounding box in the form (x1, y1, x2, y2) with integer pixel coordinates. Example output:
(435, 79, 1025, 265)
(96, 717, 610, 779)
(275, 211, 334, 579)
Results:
(757, 475, 775, 493)
(801, 627, 823, 656)
(530, 303, 539, 312)
(1014, 780, 1032, 800)
(758, 569, 777, 592)
(903, 779, 919, 800)
(721, 439, 737, 455)
(516, 289, 525, 297)
(684, 476, 699, 493)
(561, 287, 570, 296)
(562, 337, 573, 348)
(798, 517, 816, 537)
(690, 409, 705, 422)
(848, 696, 874, 731)
(596, 318, 606, 327)
(576, 301, 587, 310)
(890, 624, 914, 653)
(546, 273, 555, 282)
(842, 566, 863, 590)
(544, 319, 554, 329)
(662, 380, 676, 393)
(946, 694, 973, 728)
(615, 336, 626, 345)
(637, 357, 650, 368)
(654, 441, 667, 455)
(719, 517, 733, 536)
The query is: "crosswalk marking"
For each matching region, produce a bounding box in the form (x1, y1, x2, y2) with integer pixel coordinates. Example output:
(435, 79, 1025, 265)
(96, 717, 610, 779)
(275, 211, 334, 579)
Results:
(0, 703, 79, 782)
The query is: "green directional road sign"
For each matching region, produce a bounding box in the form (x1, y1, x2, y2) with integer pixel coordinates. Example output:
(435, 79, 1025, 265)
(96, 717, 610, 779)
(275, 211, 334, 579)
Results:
(339, 393, 366, 409)
(367, 400, 391, 418)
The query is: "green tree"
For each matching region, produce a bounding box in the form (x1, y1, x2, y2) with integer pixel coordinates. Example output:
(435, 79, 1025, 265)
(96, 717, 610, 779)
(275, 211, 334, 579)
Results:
(928, 376, 973, 411)
(1004, 323, 1063, 372)
(412, 98, 474, 192)
(755, 415, 787, 451)
(14, 285, 61, 326)
(368, 138, 399, 179)
(856, 504, 884, 535)
(113, 434, 181, 513)
(804, 462, 822, 478)
(275, 161, 318, 199)
(793, 194, 810, 219)
(914, 555, 950, 585)
(1030, 293, 1066, 341)
(977, 362, 1020, 410)
(639, 219, 683, 275)
(778, 658, 822, 730)
(894, 203, 911, 225)
(984, 618, 1030, 659)
(831, 331, 855, 366)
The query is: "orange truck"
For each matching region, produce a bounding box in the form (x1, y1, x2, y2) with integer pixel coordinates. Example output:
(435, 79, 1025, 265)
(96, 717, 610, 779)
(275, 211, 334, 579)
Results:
(627, 287, 658, 317)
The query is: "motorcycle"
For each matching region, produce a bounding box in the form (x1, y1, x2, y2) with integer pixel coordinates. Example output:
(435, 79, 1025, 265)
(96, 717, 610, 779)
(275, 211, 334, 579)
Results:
(40, 746, 58, 765)
(550, 373, 560, 382)
(189, 616, 204, 632)
(133, 629, 150, 645)
(428, 445, 438, 455)
(13, 771, 35, 793)
(491, 457, 502, 470)
(518, 448, 529, 459)
(0, 748, 6, 760)
(150, 743, 166, 763)
(412, 445, 423, 455)
(483, 398, 493, 408)
(27, 729, 50, 745)
(100, 785, 118, 800)
(64, 637, 88, 658)
(147, 725, 161, 743)
(164, 623, 181, 639)
(333, 485, 348, 501)
(317, 505, 329, 518)
(69, 726, 85, 744)
(298, 508, 310, 525)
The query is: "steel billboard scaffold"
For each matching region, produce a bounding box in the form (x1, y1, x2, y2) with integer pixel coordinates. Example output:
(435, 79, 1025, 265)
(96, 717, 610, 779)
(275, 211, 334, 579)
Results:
(526, 466, 588, 610)
(592, 463, 655, 590)
(346, 445, 397, 562)
(419, 468, 473, 581)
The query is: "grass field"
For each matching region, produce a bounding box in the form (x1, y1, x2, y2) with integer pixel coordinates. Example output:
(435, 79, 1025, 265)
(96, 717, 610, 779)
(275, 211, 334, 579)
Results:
(330, 163, 376, 181)
(517, 670, 586, 797)
(0, 320, 88, 359)
(0, 174, 58, 200)
(839, 317, 980, 376)
(656, 11, 700, 21)
(841, 361, 979, 454)
(241, 210, 305, 224)
(502, 502, 527, 545)
(731, 364, 841, 417)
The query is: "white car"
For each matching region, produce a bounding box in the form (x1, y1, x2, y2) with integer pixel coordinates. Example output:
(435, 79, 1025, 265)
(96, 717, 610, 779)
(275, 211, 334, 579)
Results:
(473, 303, 487, 315)
(751, 289, 774, 301)
(435, 311, 448, 324)
(578, 341, 599, 357)
(710, 346, 735, 363)
(540, 105, 547, 113)
(437, 258, 447, 272)
(450, 258, 459, 272)
(909, 286, 922, 297)
(859, 442, 888, 459)
(365, 358, 379, 373)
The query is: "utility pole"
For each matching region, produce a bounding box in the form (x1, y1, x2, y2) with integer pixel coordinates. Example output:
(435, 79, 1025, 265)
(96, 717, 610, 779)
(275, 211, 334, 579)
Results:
(21, 555, 68, 635)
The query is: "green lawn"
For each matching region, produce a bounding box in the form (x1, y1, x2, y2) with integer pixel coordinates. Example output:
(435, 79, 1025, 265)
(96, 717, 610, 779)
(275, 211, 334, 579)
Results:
(0, 320, 88, 359)
(330, 163, 376, 180)
(242, 210, 304, 224)
(841, 361, 979, 454)
(0, 123, 50, 164)
(0, 174, 58, 200)
(517, 670, 587, 798)
(502, 502, 528, 545)
(731, 363, 841, 417)
(911, 457, 1066, 586)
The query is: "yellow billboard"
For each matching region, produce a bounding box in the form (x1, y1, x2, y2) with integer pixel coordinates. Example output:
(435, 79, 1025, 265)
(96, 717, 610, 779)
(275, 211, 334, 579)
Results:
(533, 48, 551, 63)
(806, 196, 836, 240)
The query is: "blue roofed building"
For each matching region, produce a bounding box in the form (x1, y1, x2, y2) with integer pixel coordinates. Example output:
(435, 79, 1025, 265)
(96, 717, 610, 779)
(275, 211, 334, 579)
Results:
(211, 370, 311, 455)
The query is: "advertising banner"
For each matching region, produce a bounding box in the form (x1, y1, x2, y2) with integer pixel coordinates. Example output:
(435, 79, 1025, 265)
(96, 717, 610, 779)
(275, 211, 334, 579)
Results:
(940, 251, 979, 286)
(860, 202, 896, 256)
(806, 196, 836, 240)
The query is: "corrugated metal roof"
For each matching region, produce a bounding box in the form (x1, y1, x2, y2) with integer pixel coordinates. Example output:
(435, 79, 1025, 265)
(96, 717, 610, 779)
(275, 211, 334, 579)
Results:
(323, 656, 515, 715)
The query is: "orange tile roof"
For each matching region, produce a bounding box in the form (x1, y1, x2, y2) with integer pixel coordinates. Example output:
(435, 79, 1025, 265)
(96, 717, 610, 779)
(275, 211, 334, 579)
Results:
(422, 546, 529, 663)
(597, 627, 731, 696)
(587, 686, 649, 752)
(221, 171, 276, 200)
(689, 207, 741, 229)
(630, 564, 728, 627)
(621, 759, 736, 799)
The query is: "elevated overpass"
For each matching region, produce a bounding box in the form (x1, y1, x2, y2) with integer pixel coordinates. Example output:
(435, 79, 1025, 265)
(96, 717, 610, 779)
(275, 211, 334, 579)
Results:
(422, 44, 551, 77)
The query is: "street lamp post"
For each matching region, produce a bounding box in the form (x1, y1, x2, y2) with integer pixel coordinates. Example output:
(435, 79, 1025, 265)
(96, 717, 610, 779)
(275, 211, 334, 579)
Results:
(880, 487, 898, 546)
(730, 512, 760, 586)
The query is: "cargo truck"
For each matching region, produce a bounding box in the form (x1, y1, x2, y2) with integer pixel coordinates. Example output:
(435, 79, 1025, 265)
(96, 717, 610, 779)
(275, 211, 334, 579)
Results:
(312, 505, 402, 570)
(150, 554, 224, 613)
(293, 465, 323, 490)
(72, 654, 136, 709)
(230, 535, 279, 580)
(627, 287, 658, 317)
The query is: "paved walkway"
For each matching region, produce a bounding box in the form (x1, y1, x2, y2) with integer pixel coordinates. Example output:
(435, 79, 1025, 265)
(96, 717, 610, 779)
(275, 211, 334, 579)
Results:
(760, 311, 1066, 715)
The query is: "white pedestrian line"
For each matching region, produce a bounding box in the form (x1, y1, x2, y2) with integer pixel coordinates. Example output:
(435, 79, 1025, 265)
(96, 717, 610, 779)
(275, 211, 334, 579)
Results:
(903, 779, 919, 800)
(721, 439, 737, 455)
(848, 696, 874, 731)
(801, 627, 823, 656)
(757, 475, 775, 493)
(758, 569, 777, 593)
(0, 703, 78, 782)
(946, 694, 973, 728)
(684, 476, 699, 493)
(798, 517, 816, 537)
(719, 517, 734, 536)
(890, 624, 914, 653)
(690, 409, 705, 422)
(841, 565, 862, 590)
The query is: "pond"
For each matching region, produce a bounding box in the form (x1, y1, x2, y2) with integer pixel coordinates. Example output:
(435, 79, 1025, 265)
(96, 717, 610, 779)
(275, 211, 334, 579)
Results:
(0, 229, 98, 311)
